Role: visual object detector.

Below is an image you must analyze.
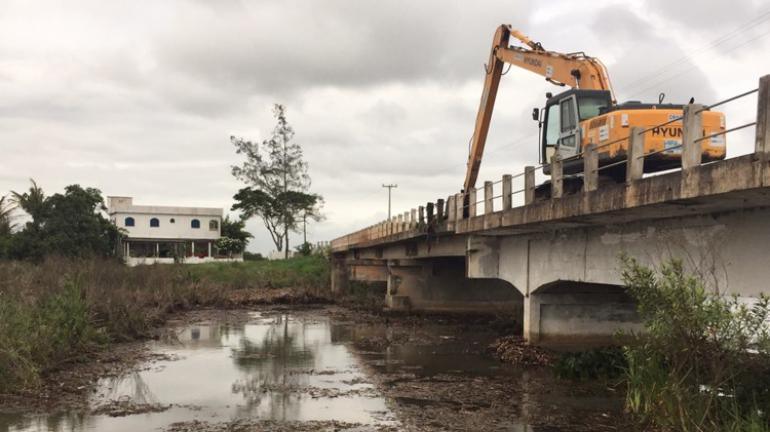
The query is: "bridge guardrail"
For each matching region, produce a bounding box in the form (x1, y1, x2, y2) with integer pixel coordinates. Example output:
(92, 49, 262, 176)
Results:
(331, 74, 770, 251)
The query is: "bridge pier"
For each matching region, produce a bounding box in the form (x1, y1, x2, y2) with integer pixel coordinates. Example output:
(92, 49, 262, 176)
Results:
(386, 257, 523, 317)
(524, 282, 642, 346)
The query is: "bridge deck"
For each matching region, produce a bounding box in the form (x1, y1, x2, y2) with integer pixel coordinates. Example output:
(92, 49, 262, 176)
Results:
(332, 153, 770, 252)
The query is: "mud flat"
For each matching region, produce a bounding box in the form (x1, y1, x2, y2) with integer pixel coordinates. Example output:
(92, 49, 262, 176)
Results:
(0, 305, 633, 431)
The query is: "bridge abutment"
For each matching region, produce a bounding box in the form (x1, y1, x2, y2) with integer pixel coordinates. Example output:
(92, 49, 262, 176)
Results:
(386, 257, 523, 318)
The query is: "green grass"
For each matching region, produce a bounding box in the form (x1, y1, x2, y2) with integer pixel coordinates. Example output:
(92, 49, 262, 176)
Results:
(187, 254, 330, 290)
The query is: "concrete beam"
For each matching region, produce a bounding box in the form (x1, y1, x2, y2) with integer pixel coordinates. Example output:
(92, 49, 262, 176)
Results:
(551, 155, 563, 199)
(484, 181, 494, 214)
(468, 189, 477, 217)
(447, 195, 456, 222)
(583, 144, 598, 192)
(756, 74, 770, 153)
(524, 166, 535, 205)
(682, 103, 704, 170)
(455, 193, 463, 221)
(349, 260, 388, 282)
(331, 255, 349, 294)
(502, 174, 512, 210)
(626, 127, 645, 183)
(466, 235, 499, 280)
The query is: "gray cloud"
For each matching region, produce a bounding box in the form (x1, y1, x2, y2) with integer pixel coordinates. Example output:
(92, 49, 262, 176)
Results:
(646, 0, 766, 31)
(591, 5, 717, 103)
(0, 0, 766, 253)
(150, 1, 534, 99)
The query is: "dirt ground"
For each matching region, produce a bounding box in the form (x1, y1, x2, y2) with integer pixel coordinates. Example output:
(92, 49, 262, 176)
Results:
(0, 302, 638, 431)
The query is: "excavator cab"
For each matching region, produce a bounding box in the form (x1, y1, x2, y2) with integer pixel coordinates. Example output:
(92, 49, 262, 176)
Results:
(539, 89, 612, 167)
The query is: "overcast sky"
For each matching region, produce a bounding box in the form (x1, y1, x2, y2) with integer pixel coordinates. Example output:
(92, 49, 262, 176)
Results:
(1, 0, 769, 254)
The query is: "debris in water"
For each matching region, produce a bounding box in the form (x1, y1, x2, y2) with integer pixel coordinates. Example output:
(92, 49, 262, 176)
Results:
(490, 336, 554, 366)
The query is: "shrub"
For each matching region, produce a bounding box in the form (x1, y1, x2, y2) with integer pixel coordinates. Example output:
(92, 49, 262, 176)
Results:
(621, 257, 770, 431)
(553, 347, 626, 380)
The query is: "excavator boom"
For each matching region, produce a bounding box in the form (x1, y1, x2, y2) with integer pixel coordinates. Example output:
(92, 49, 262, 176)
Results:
(463, 25, 614, 192)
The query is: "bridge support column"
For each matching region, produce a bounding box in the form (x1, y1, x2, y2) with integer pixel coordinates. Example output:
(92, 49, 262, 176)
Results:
(331, 255, 349, 294)
(386, 257, 522, 318)
(523, 282, 642, 346)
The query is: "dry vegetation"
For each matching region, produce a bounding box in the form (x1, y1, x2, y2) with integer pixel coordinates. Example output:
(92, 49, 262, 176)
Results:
(0, 255, 330, 393)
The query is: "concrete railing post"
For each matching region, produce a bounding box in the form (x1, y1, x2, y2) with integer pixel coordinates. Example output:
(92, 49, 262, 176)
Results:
(583, 144, 598, 192)
(756, 75, 770, 153)
(454, 193, 463, 221)
(468, 188, 477, 217)
(484, 181, 494, 214)
(436, 199, 445, 221)
(403, 211, 410, 231)
(524, 166, 535, 205)
(447, 195, 456, 221)
(418, 206, 425, 226)
(682, 103, 705, 170)
(397, 214, 403, 233)
(426, 202, 435, 224)
(551, 155, 563, 199)
(410, 209, 417, 228)
(502, 174, 512, 210)
(627, 127, 645, 183)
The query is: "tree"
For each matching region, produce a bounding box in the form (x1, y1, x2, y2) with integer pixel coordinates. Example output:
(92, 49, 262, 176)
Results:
(0, 196, 14, 236)
(7, 181, 122, 260)
(216, 216, 253, 257)
(221, 215, 253, 246)
(299, 194, 324, 245)
(42, 185, 122, 257)
(11, 179, 48, 230)
(231, 104, 322, 258)
(0, 195, 15, 258)
(231, 187, 321, 256)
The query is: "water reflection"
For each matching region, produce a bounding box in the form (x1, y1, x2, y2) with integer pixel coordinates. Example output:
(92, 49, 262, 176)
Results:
(0, 312, 394, 432)
(0, 310, 623, 432)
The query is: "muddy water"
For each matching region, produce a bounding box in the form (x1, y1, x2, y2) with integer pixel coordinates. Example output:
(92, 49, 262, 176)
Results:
(0, 308, 626, 431)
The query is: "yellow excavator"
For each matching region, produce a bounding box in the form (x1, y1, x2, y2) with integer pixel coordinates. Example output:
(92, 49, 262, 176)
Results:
(463, 25, 727, 194)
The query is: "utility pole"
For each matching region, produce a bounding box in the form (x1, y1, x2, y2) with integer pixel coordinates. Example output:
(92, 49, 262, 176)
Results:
(382, 184, 397, 219)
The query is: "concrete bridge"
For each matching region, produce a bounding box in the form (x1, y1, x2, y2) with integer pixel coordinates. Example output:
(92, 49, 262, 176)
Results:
(330, 76, 770, 345)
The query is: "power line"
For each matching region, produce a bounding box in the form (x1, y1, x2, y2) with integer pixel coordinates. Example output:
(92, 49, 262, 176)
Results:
(382, 184, 397, 218)
(619, 10, 770, 97)
(625, 26, 770, 100)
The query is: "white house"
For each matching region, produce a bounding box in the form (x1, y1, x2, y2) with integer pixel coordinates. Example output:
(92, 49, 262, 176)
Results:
(107, 196, 238, 266)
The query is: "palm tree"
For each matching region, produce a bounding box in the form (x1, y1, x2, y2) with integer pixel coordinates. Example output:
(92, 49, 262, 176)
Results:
(0, 195, 15, 236)
(11, 179, 47, 228)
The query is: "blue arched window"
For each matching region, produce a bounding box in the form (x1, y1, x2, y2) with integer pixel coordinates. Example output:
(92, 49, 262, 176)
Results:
(150, 218, 160, 228)
(124, 217, 135, 227)
(191, 219, 200, 229)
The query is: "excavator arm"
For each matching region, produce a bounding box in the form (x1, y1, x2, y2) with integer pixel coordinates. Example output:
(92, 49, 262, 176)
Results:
(463, 25, 615, 193)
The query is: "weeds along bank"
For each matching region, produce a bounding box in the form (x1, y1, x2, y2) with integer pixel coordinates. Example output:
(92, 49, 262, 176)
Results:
(619, 258, 770, 431)
(0, 255, 330, 393)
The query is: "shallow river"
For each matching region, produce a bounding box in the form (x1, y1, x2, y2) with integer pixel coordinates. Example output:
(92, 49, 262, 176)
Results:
(0, 308, 625, 431)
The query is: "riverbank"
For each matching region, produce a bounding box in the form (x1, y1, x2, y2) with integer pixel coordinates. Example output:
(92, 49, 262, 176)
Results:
(0, 304, 632, 432)
(0, 256, 331, 396)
